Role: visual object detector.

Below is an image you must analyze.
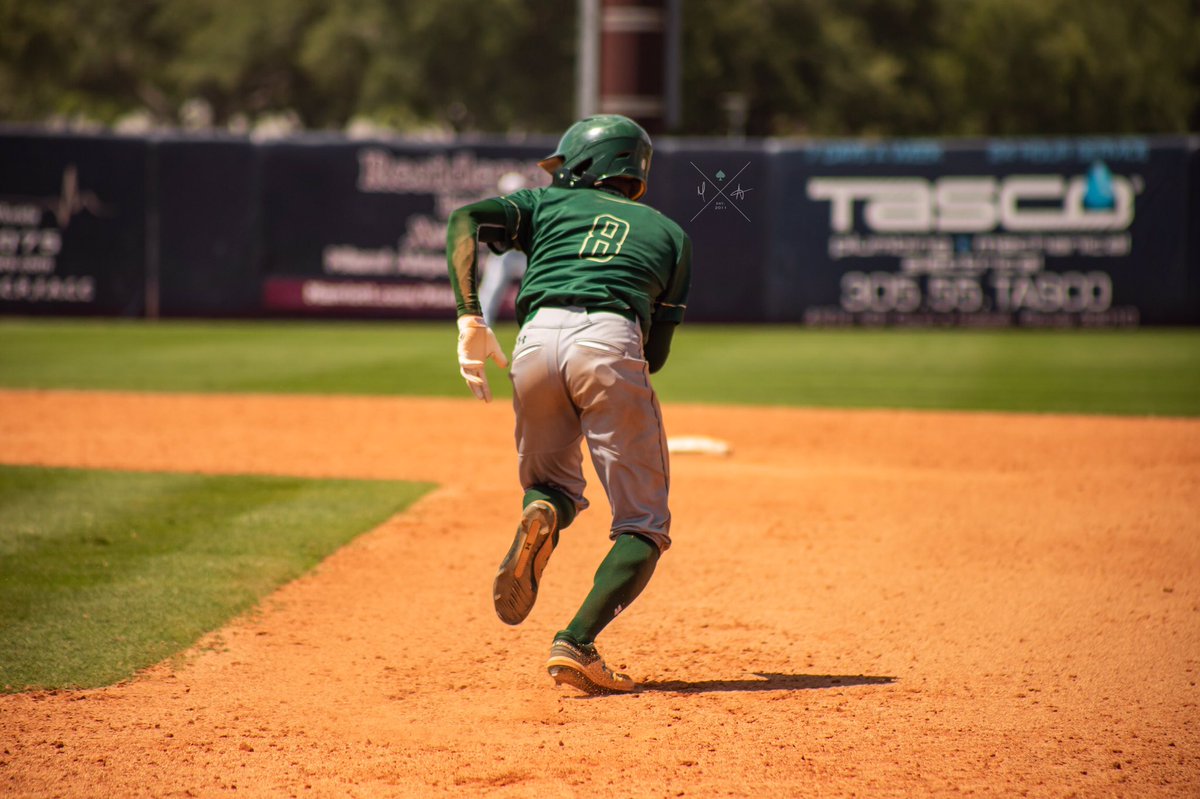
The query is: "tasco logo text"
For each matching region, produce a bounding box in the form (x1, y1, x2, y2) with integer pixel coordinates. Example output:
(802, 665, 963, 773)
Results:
(807, 175, 1137, 233)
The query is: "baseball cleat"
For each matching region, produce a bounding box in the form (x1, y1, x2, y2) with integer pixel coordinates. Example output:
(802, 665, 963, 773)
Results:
(493, 500, 558, 625)
(546, 637, 636, 695)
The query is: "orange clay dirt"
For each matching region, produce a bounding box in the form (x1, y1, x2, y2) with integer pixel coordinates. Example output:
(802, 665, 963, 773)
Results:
(0, 389, 1198, 798)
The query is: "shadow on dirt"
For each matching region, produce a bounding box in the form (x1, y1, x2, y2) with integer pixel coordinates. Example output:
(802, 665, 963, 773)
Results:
(639, 673, 896, 694)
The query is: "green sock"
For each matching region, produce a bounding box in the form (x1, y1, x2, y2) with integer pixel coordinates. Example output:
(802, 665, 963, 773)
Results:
(559, 534, 660, 646)
(524, 485, 576, 530)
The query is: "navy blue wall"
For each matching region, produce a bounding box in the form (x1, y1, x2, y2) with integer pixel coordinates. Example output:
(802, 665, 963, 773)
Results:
(155, 136, 261, 316)
(0, 132, 148, 316)
(1190, 138, 1200, 320)
(1, 130, 1196, 326)
(765, 137, 1194, 327)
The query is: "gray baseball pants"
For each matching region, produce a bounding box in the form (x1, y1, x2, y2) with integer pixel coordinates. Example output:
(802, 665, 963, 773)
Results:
(509, 306, 672, 552)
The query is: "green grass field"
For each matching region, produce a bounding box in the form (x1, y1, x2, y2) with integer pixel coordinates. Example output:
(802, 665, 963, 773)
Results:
(0, 466, 431, 691)
(1, 317, 1198, 691)
(2, 318, 1198, 415)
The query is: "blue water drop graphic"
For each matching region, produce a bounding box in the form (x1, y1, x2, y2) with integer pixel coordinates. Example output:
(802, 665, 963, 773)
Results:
(1083, 161, 1116, 211)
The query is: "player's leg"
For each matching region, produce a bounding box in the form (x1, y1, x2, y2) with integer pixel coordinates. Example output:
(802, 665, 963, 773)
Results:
(511, 319, 590, 524)
(544, 531, 659, 693)
(567, 310, 673, 551)
(494, 313, 589, 625)
(546, 312, 671, 693)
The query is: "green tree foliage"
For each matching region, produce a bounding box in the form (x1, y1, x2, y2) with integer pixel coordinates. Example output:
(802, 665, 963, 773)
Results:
(681, 0, 1200, 136)
(942, 0, 1200, 134)
(0, 0, 1196, 136)
(151, 0, 574, 132)
(0, 0, 574, 132)
(0, 0, 177, 122)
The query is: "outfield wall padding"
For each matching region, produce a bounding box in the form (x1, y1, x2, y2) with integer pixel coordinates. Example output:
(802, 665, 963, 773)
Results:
(1189, 138, 1200, 319)
(255, 138, 548, 319)
(646, 142, 773, 322)
(1, 129, 1196, 326)
(0, 132, 148, 316)
(766, 137, 1197, 327)
(155, 137, 262, 316)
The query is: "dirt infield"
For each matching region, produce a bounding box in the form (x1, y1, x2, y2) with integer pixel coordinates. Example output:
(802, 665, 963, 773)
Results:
(1, 389, 1197, 798)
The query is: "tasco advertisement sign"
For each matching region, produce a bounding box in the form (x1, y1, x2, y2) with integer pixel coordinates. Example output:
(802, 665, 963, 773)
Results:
(772, 137, 1194, 327)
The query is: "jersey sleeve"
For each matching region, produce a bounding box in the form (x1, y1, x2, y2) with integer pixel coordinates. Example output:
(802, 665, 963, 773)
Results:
(446, 193, 533, 318)
(652, 233, 692, 325)
(495, 189, 538, 254)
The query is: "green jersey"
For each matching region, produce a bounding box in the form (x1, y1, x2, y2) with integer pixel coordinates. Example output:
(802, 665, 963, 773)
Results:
(448, 186, 691, 337)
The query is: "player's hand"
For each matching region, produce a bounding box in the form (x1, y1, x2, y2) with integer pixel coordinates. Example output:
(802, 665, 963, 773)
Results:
(456, 314, 508, 402)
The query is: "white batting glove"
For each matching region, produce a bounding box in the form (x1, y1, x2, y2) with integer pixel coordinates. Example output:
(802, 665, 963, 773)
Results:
(456, 314, 508, 402)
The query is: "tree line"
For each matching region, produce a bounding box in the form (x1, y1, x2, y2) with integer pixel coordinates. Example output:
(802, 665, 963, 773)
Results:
(1, 0, 1196, 137)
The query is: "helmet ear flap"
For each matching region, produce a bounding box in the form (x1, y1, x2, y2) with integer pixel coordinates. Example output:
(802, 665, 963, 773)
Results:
(551, 165, 574, 186)
(552, 157, 599, 190)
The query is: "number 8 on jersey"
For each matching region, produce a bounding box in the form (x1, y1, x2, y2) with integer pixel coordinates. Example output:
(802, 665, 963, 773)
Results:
(580, 214, 631, 263)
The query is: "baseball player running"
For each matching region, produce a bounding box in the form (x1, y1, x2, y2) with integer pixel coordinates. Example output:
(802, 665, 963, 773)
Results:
(446, 114, 692, 694)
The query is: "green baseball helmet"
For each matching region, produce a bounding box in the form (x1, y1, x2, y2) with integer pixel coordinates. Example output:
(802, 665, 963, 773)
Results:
(538, 115, 653, 201)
